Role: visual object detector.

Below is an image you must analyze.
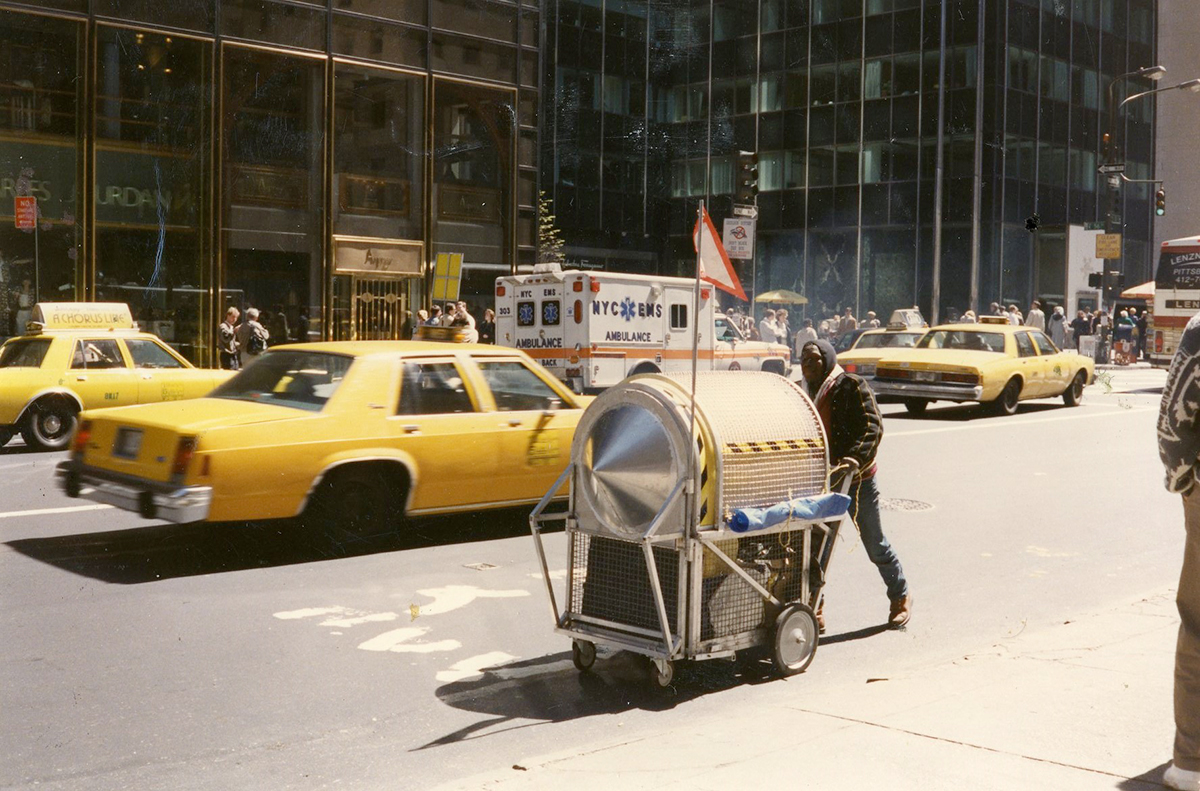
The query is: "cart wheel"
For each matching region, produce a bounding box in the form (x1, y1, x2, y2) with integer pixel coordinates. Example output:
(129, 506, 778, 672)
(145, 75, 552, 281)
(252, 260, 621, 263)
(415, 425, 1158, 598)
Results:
(650, 658, 674, 688)
(773, 603, 819, 676)
(572, 640, 596, 672)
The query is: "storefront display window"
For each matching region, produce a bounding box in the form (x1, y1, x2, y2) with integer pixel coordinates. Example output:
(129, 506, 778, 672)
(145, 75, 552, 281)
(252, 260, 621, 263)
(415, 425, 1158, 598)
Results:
(222, 46, 325, 346)
(0, 11, 82, 338)
(94, 27, 211, 362)
(432, 79, 514, 312)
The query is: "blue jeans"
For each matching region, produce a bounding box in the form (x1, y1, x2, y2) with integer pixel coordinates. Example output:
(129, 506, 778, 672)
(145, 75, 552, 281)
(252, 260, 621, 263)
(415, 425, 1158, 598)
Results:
(849, 476, 908, 602)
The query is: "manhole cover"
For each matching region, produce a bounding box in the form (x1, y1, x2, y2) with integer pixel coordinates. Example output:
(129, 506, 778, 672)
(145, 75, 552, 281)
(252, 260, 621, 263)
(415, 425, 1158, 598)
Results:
(880, 498, 934, 512)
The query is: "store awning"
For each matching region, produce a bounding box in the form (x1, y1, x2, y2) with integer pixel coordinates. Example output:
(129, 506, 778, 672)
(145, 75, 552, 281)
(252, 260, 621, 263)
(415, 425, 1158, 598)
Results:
(1120, 280, 1155, 300)
(755, 289, 808, 304)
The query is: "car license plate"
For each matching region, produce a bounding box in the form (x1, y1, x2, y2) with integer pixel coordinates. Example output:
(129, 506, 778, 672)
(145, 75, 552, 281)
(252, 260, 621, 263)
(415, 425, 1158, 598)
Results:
(913, 370, 937, 382)
(113, 428, 143, 459)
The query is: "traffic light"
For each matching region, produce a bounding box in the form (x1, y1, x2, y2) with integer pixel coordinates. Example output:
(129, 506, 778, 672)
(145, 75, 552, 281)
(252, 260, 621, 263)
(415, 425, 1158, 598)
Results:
(1088, 273, 1102, 288)
(1101, 132, 1112, 160)
(1025, 213, 1040, 233)
(1156, 188, 1167, 216)
(735, 150, 759, 205)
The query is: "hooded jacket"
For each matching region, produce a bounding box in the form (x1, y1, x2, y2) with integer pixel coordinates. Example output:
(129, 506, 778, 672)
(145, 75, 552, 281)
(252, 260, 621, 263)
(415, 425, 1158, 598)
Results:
(802, 339, 883, 479)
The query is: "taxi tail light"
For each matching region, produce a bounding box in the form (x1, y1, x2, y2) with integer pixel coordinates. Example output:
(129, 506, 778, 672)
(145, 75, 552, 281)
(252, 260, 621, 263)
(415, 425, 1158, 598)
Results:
(200, 454, 211, 477)
(843, 363, 858, 373)
(171, 436, 198, 480)
(72, 419, 92, 456)
(1156, 331, 1164, 353)
(942, 372, 980, 385)
(496, 285, 506, 297)
(878, 368, 910, 380)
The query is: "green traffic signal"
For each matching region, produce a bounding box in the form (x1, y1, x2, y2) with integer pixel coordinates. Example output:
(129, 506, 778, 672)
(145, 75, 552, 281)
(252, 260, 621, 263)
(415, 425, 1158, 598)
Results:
(1156, 188, 1166, 216)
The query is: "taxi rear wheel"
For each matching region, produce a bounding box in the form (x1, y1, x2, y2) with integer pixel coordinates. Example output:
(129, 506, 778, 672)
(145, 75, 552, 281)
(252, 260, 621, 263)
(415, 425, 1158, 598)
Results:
(21, 398, 79, 451)
(1063, 371, 1086, 406)
(990, 378, 1021, 416)
(308, 464, 406, 541)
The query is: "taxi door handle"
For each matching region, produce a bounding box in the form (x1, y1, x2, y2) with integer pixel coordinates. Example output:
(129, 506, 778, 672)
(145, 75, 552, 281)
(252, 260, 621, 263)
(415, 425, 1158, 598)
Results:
(75, 375, 87, 381)
(140, 374, 153, 380)
(401, 424, 421, 434)
(505, 418, 523, 427)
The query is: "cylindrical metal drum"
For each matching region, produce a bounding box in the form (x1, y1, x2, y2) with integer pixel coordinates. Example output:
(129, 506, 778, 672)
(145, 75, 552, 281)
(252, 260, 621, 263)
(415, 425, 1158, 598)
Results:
(571, 371, 829, 539)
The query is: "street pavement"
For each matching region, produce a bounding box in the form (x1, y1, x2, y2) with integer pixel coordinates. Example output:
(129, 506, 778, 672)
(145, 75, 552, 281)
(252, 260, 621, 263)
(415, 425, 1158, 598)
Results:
(0, 363, 1186, 790)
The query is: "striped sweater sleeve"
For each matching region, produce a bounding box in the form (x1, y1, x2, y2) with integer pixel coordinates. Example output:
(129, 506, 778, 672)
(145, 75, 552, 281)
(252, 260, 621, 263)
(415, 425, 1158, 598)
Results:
(1158, 313, 1200, 494)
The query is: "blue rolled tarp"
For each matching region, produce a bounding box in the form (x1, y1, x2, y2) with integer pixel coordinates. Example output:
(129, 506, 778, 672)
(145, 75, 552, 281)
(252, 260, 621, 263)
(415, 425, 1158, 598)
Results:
(727, 492, 852, 533)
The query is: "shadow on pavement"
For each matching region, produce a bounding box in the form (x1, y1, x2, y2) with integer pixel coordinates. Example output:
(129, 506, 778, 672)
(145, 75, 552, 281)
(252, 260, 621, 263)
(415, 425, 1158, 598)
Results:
(883, 402, 1063, 422)
(423, 648, 781, 749)
(5, 506, 556, 584)
(820, 623, 892, 645)
(1117, 762, 1170, 789)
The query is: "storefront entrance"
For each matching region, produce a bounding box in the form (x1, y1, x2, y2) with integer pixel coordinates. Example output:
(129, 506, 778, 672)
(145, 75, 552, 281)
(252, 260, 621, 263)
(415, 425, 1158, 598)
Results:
(351, 276, 411, 340)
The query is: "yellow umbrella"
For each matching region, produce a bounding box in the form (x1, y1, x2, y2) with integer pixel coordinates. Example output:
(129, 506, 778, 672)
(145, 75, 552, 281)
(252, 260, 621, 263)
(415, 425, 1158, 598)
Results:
(755, 289, 808, 304)
(1120, 280, 1155, 301)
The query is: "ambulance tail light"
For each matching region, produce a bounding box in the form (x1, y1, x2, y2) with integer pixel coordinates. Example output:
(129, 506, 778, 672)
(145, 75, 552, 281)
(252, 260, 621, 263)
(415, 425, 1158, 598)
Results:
(700, 287, 711, 300)
(574, 300, 583, 324)
(170, 436, 198, 482)
(572, 280, 583, 292)
(496, 285, 506, 297)
(589, 278, 601, 293)
(1156, 331, 1164, 353)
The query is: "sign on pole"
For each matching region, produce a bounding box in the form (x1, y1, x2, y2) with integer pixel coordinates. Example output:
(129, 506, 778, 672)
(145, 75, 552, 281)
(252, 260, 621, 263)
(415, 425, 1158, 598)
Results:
(14, 196, 36, 230)
(431, 252, 463, 301)
(722, 217, 756, 260)
(1096, 233, 1122, 259)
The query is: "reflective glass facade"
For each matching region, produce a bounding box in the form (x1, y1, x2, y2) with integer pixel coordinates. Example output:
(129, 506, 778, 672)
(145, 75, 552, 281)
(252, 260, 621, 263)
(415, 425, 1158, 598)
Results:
(0, 0, 538, 362)
(544, 0, 1157, 321)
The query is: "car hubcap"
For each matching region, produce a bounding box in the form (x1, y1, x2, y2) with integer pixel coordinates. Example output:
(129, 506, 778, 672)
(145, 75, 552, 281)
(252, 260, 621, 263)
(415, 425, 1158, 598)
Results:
(43, 414, 62, 435)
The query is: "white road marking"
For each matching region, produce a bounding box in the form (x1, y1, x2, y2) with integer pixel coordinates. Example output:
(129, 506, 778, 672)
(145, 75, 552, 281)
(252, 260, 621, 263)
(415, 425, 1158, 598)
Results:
(436, 651, 520, 683)
(357, 627, 460, 654)
(0, 504, 113, 520)
(274, 606, 350, 620)
(320, 612, 398, 628)
(409, 585, 531, 617)
(1026, 545, 1077, 558)
(528, 570, 567, 581)
(887, 405, 1156, 438)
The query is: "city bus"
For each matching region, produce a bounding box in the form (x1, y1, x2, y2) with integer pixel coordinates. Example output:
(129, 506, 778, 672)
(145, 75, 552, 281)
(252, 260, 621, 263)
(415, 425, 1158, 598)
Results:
(1150, 235, 1200, 368)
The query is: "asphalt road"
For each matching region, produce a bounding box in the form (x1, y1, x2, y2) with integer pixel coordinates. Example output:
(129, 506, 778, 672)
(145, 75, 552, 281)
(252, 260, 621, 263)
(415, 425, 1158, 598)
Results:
(0, 366, 1179, 790)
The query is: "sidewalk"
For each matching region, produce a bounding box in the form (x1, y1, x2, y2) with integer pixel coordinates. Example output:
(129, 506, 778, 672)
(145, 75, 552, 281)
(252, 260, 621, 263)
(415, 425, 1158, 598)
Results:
(433, 590, 1181, 791)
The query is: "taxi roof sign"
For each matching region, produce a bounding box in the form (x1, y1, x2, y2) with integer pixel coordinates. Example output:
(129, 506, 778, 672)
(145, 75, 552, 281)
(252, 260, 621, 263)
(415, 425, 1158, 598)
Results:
(29, 303, 136, 332)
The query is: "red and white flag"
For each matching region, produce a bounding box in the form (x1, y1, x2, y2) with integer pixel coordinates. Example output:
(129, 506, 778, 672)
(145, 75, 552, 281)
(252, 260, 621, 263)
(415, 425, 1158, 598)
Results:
(693, 205, 748, 302)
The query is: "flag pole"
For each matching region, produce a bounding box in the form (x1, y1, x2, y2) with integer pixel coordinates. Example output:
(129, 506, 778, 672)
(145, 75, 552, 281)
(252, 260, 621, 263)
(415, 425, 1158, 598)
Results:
(688, 201, 703, 535)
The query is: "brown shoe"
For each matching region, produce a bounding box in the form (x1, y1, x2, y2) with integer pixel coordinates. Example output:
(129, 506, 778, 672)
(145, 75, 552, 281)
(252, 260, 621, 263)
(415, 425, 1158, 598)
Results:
(888, 593, 913, 628)
(815, 599, 826, 634)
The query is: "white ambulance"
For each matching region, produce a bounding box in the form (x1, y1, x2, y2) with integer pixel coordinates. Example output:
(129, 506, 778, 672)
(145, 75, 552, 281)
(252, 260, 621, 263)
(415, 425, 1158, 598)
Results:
(495, 266, 791, 392)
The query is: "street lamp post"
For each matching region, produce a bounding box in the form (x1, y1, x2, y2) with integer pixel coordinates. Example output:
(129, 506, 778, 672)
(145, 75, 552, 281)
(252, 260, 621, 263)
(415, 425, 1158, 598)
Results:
(1102, 65, 1165, 315)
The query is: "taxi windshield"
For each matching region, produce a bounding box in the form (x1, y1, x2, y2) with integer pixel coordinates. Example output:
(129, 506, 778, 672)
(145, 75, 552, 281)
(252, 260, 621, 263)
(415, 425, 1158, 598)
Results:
(855, 332, 922, 349)
(211, 350, 353, 412)
(0, 338, 51, 368)
(916, 330, 1006, 353)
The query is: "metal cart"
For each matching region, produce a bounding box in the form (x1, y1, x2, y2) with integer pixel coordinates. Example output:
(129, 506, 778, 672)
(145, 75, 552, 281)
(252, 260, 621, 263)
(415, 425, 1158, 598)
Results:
(530, 371, 853, 686)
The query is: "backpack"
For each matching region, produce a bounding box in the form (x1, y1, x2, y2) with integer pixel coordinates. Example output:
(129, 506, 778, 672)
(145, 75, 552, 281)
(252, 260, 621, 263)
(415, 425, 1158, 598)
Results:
(247, 327, 267, 355)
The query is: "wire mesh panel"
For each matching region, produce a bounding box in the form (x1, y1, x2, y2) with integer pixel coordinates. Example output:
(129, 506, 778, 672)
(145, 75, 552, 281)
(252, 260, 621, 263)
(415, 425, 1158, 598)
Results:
(568, 532, 680, 635)
(699, 530, 813, 641)
(665, 371, 828, 516)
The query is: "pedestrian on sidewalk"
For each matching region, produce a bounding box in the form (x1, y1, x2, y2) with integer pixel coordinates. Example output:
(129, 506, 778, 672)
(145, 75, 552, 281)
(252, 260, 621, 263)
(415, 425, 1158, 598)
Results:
(1157, 311, 1200, 791)
(799, 339, 913, 632)
(1025, 300, 1046, 331)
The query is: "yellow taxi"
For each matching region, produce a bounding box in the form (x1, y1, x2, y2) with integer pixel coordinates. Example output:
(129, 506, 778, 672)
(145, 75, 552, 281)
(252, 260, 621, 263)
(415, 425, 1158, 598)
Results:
(56, 341, 587, 534)
(835, 326, 927, 380)
(870, 322, 1094, 416)
(0, 303, 231, 450)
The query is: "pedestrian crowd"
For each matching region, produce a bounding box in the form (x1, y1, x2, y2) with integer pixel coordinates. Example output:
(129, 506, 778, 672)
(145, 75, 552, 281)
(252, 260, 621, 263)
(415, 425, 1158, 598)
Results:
(974, 299, 1151, 364)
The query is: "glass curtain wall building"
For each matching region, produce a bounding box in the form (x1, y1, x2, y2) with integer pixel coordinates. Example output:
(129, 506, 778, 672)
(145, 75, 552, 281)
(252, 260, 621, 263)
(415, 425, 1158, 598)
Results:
(543, 0, 1157, 322)
(0, 0, 539, 363)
